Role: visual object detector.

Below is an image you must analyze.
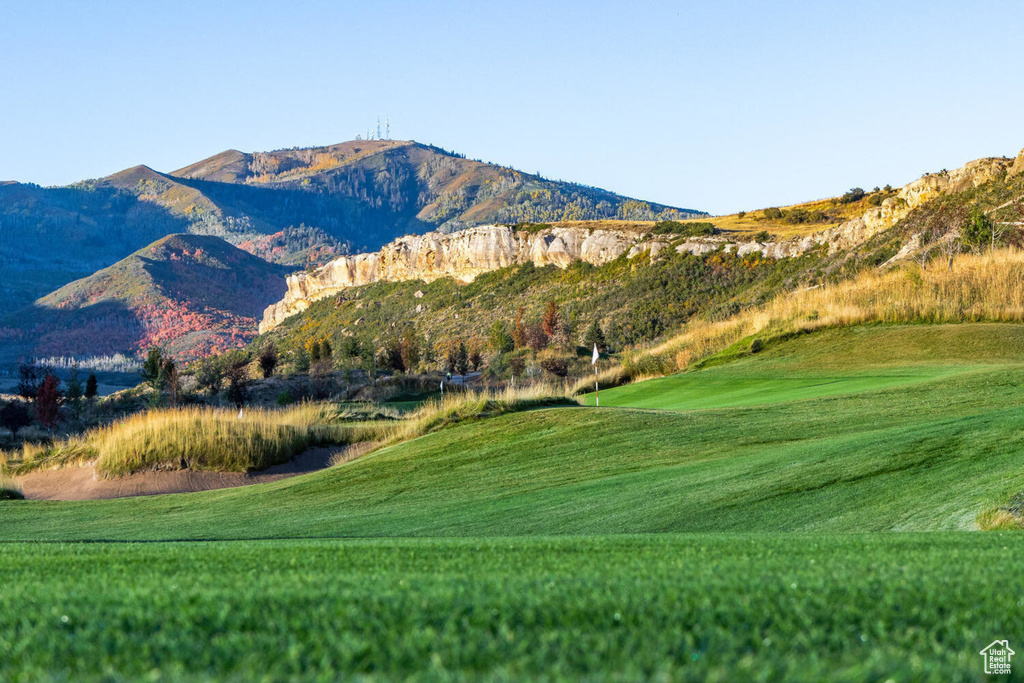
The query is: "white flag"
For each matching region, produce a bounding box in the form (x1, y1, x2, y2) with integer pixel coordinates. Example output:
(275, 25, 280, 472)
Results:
(237, 409, 243, 419)
(592, 344, 600, 365)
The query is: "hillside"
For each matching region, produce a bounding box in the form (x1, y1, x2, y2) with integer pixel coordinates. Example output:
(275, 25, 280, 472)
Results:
(4, 323, 1024, 539)
(0, 141, 704, 314)
(0, 234, 287, 362)
(254, 147, 1024, 377)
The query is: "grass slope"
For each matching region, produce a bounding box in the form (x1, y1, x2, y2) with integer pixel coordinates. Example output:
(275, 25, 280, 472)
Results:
(3, 323, 1023, 681)
(1, 534, 1018, 681)
(4, 324, 1024, 541)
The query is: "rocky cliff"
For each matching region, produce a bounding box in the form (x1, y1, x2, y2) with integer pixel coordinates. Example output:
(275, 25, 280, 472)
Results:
(260, 151, 1022, 332)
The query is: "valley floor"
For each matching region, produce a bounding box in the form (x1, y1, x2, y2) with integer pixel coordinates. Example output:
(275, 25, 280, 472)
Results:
(3, 323, 1023, 680)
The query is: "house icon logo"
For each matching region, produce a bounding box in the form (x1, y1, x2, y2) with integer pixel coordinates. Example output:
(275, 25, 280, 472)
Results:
(980, 639, 1014, 675)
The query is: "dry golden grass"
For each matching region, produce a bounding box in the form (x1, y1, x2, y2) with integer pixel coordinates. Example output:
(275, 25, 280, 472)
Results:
(976, 508, 1024, 530)
(0, 386, 579, 479)
(623, 249, 1024, 379)
(686, 195, 874, 238)
(4, 403, 393, 478)
(388, 383, 581, 444)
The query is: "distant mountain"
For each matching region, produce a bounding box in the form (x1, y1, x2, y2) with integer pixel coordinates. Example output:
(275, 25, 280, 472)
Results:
(0, 140, 704, 312)
(0, 234, 287, 362)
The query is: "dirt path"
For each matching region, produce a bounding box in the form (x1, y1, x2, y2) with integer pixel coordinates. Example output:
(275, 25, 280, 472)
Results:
(19, 442, 378, 501)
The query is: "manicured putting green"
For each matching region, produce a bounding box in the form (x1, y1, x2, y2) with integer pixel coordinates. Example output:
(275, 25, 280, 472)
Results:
(583, 371, 951, 410)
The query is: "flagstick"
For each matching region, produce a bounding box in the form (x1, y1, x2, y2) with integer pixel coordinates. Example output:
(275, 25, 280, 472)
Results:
(594, 365, 599, 407)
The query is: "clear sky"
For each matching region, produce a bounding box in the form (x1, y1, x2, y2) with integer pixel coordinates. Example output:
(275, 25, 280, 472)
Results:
(3, 0, 1023, 215)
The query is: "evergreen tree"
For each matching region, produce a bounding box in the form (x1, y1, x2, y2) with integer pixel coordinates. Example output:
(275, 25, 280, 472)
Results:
(140, 347, 164, 391)
(84, 373, 99, 399)
(65, 366, 84, 417)
(456, 341, 469, 376)
(583, 321, 606, 351)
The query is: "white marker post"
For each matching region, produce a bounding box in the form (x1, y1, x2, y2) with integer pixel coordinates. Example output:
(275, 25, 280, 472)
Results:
(591, 343, 600, 407)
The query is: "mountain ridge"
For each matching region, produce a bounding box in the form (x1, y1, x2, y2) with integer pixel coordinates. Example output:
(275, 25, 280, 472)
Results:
(0, 139, 704, 314)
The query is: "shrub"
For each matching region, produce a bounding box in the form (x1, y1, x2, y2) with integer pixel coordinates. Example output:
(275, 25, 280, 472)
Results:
(539, 354, 569, 378)
(651, 220, 716, 236)
(754, 231, 772, 243)
(488, 320, 515, 353)
(0, 476, 24, 500)
(750, 338, 764, 353)
(0, 401, 32, 437)
(258, 344, 279, 378)
(840, 187, 866, 204)
(763, 207, 783, 220)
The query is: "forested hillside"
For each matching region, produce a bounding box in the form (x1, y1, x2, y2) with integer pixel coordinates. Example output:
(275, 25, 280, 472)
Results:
(0, 234, 287, 363)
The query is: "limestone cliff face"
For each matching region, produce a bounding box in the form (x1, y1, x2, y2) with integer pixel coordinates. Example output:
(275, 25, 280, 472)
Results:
(260, 151, 1022, 332)
(260, 226, 645, 331)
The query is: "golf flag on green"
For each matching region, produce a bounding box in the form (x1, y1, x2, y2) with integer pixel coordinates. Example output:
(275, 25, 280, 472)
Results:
(592, 344, 600, 406)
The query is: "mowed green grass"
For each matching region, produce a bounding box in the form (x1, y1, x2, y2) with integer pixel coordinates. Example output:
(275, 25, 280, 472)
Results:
(3, 534, 1020, 682)
(586, 323, 1024, 410)
(4, 323, 1024, 681)
(4, 324, 1024, 541)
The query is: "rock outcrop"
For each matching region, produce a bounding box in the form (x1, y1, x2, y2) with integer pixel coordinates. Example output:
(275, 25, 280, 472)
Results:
(261, 226, 645, 331)
(260, 152, 1021, 332)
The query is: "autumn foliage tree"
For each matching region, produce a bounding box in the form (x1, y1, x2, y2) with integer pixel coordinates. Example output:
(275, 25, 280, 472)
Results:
(541, 300, 560, 338)
(35, 374, 62, 431)
(399, 329, 421, 373)
(512, 307, 527, 349)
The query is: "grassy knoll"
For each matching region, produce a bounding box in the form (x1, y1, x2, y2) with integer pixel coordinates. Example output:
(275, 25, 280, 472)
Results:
(1, 534, 1019, 682)
(5, 325, 1024, 540)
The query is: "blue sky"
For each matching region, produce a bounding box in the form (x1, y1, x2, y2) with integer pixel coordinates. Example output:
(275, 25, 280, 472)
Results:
(2, 1, 1023, 214)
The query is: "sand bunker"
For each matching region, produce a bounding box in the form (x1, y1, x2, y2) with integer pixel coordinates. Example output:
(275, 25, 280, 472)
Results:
(19, 442, 377, 501)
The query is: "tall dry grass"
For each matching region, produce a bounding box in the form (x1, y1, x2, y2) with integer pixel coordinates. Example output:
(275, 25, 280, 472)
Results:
(388, 383, 581, 444)
(5, 403, 393, 478)
(623, 249, 1024, 379)
(1, 386, 580, 478)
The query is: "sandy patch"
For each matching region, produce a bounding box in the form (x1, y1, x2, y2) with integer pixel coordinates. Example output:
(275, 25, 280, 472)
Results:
(19, 442, 378, 501)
